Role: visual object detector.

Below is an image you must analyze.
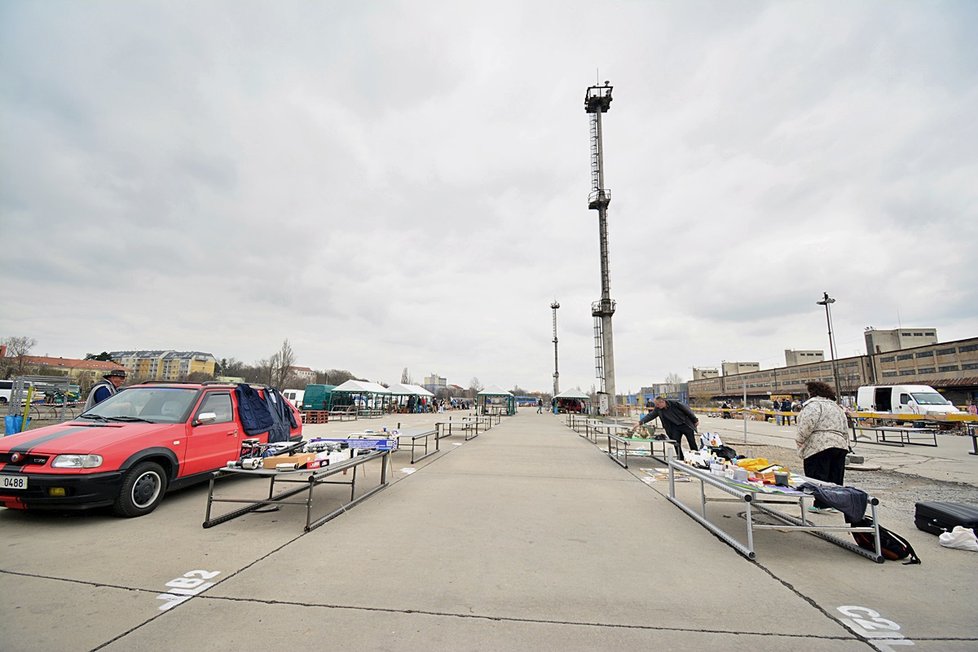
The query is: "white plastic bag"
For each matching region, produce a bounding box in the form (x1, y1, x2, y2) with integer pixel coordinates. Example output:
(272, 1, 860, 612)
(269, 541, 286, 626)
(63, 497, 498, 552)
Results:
(700, 431, 724, 448)
(938, 526, 978, 552)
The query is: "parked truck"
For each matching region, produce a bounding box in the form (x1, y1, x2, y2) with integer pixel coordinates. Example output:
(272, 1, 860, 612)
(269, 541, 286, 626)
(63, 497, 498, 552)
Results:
(855, 384, 960, 416)
(301, 384, 335, 411)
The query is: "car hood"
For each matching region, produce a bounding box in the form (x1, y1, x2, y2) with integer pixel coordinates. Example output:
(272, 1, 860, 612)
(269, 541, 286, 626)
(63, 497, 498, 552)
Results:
(922, 406, 960, 415)
(0, 421, 177, 454)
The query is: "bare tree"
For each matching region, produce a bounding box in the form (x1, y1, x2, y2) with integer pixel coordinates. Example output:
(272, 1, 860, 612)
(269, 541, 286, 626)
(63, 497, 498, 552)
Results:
(271, 339, 296, 388)
(250, 358, 273, 385)
(2, 336, 37, 378)
(400, 367, 413, 384)
(217, 357, 245, 378)
(664, 372, 685, 385)
(324, 369, 356, 386)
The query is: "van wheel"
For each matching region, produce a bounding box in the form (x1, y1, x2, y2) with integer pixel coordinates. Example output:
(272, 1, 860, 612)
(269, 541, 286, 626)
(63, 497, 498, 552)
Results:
(113, 462, 168, 517)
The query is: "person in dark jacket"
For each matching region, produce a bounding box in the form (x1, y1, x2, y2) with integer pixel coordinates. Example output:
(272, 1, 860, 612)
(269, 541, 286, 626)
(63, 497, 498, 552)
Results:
(83, 369, 126, 411)
(635, 396, 700, 461)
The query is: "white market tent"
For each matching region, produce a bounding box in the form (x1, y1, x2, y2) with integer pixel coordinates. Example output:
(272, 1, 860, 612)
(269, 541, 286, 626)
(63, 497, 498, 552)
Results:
(388, 383, 434, 397)
(554, 389, 589, 399)
(553, 388, 591, 414)
(477, 385, 516, 416)
(329, 379, 392, 416)
(387, 382, 435, 413)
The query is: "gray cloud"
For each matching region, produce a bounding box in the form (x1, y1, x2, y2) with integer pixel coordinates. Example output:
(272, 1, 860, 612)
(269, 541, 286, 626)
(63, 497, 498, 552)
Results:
(2, 0, 976, 390)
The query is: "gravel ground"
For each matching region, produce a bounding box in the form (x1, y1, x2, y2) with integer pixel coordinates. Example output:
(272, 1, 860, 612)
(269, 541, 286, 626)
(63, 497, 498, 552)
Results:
(742, 443, 978, 524)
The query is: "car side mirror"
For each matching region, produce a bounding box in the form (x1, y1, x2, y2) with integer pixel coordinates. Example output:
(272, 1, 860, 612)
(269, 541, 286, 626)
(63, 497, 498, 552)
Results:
(195, 412, 217, 425)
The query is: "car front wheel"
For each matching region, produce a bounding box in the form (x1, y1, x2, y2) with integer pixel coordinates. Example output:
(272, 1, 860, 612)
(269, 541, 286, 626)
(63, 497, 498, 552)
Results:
(113, 461, 168, 517)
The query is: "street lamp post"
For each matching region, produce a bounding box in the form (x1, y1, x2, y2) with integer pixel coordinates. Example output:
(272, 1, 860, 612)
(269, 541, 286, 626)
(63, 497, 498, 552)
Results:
(816, 292, 843, 402)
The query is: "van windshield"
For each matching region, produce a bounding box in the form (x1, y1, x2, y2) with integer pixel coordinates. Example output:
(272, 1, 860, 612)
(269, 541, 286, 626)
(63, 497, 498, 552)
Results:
(910, 392, 948, 406)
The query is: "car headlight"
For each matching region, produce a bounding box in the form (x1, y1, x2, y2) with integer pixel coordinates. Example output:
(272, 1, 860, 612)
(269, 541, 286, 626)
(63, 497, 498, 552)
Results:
(52, 454, 103, 469)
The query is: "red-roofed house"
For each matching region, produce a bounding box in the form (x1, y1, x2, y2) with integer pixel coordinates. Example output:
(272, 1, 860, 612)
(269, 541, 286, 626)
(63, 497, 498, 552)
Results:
(17, 356, 127, 388)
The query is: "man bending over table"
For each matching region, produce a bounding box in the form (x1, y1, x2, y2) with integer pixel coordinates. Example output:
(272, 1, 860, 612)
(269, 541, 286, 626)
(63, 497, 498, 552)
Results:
(635, 396, 699, 461)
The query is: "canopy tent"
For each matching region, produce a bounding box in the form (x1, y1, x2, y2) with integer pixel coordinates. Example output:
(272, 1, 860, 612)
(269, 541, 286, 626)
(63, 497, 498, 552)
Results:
(387, 382, 436, 413)
(553, 389, 591, 414)
(328, 379, 393, 415)
(477, 385, 516, 416)
(387, 383, 434, 397)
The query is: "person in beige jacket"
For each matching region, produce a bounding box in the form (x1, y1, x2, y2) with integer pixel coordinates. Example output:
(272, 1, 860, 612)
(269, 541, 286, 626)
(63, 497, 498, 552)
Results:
(796, 381, 850, 513)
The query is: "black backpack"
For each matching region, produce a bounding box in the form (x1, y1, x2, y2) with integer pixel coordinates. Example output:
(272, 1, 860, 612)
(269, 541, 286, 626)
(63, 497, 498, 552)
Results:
(710, 445, 738, 461)
(851, 517, 921, 565)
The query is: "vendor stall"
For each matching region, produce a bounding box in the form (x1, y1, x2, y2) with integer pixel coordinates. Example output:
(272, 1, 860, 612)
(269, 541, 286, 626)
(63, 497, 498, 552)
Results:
(553, 389, 591, 415)
(387, 383, 435, 413)
(328, 379, 392, 417)
(202, 445, 390, 532)
(666, 455, 884, 563)
(477, 385, 516, 416)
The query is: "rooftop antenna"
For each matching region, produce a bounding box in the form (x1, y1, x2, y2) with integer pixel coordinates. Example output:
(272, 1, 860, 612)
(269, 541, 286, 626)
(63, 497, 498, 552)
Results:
(584, 79, 617, 417)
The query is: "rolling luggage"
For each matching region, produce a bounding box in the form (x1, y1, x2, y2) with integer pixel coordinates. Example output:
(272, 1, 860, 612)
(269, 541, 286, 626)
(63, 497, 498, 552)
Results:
(914, 501, 978, 536)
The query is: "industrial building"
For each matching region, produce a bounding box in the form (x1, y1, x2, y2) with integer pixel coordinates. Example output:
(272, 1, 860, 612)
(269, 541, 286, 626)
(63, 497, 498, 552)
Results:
(784, 349, 824, 366)
(721, 361, 760, 376)
(688, 336, 978, 405)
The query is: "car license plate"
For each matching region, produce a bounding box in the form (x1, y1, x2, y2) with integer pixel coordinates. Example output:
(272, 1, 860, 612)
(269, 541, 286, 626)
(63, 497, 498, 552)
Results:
(0, 474, 28, 490)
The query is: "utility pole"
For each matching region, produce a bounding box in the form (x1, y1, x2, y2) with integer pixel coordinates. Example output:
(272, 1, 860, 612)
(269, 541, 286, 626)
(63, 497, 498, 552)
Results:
(817, 292, 844, 402)
(551, 300, 560, 399)
(585, 81, 617, 416)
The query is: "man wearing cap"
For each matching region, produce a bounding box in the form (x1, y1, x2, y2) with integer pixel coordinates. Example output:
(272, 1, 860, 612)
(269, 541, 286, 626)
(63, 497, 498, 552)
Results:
(83, 369, 127, 411)
(635, 396, 699, 461)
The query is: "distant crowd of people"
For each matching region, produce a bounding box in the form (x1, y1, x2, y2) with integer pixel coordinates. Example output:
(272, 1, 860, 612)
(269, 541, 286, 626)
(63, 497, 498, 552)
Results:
(400, 395, 473, 414)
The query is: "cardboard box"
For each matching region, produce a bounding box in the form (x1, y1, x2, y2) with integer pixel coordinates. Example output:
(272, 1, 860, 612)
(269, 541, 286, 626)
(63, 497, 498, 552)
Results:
(262, 453, 317, 470)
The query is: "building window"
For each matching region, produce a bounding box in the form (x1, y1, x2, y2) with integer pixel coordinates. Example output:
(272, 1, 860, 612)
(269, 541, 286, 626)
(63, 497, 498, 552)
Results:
(899, 370, 916, 376)
(939, 365, 960, 372)
(897, 354, 913, 361)
(917, 368, 935, 374)
(880, 356, 895, 363)
(915, 352, 932, 358)
(936, 348, 956, 356)
(959, 344, 978, 353)
(912, 332, 923, 336)
(882, 371, 898, 378)
(962, 362, 978, 371)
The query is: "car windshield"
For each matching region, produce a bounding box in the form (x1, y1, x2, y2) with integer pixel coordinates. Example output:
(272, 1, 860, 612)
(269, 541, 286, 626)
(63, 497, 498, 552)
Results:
(82, 387, 200, 423)
(910, 392, 949, 406)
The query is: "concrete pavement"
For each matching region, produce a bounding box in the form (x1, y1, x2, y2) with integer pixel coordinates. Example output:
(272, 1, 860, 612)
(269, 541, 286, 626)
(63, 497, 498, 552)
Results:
(1, 410, 976, 651)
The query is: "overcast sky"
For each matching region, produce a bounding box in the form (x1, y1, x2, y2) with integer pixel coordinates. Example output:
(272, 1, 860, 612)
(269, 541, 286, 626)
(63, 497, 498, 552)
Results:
(1, 1, 976, 393)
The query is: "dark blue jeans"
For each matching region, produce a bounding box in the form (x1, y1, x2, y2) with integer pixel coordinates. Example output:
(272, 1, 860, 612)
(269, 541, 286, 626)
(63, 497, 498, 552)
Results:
(666, 426, 698, 460)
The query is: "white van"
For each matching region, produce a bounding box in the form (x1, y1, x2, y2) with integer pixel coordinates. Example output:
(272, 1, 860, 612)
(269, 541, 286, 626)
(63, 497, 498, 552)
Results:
(282, 389, 305, 408)
(856, 385, 960, 416)
(0, 379, 41, 405)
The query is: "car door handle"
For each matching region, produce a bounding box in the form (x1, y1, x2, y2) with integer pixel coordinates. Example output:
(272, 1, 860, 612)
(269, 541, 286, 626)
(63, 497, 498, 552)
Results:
(227, 429, 238, 437)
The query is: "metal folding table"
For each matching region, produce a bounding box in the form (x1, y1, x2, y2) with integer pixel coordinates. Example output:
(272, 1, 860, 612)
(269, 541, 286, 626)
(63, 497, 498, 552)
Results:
(666, 457, 883, 562)
(202, 449, 390, 532)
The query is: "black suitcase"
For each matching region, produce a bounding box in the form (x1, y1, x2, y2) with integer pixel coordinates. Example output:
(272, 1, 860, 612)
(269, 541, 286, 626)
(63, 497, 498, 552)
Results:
(914, 501, 978, 536)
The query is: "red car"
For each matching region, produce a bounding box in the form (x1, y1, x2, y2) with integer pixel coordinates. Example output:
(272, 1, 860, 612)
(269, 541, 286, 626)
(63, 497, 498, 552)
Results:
(0, 382, 302, 517)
